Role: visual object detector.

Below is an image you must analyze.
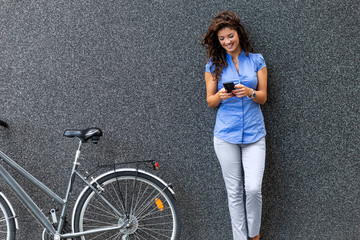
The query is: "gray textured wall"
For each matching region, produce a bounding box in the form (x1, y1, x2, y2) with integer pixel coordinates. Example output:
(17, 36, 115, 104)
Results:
(1, 0, 359, 239)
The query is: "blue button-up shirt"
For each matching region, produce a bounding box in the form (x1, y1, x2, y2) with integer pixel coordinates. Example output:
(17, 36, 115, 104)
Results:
(206, 50, 266, 144)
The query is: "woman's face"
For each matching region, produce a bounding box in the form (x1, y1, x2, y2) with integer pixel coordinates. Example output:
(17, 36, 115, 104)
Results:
(217, 27, 241, 54)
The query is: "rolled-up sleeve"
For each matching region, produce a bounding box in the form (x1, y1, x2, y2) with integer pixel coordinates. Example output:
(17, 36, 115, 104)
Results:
(205, 60, 215, 73)
(255, 54, 266, 72)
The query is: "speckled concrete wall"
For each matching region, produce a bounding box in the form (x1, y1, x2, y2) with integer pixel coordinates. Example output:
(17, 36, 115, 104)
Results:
(0, 0, 359, 239)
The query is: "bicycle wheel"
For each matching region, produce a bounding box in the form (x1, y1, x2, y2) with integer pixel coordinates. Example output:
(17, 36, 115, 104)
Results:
(0, 194, 16, 240)
(73, 171, 179, 240)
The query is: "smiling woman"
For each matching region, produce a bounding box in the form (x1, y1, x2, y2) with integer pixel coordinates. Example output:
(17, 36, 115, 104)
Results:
(201, 11, 267, 240)
(201, 11, 253, 84)
(217, 28, 241, 55)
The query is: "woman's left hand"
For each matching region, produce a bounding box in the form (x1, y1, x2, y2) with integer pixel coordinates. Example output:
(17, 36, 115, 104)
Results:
(232, 84, 251, 98)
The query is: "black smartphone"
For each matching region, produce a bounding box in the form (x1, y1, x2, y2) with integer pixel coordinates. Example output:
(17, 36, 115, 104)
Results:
(223, 82, 235, 93)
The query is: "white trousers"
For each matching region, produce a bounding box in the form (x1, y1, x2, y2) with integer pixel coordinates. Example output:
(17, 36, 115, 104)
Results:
(214, 136, 265, 240)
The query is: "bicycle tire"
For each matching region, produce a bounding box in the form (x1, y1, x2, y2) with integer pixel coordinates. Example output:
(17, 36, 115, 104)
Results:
(0, 194, 16, 240)
(73, 171, 179, 240)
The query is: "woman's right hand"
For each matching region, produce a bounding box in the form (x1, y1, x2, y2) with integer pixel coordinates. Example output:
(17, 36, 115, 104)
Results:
(206, 72, 233, 108)
(218, 88, 234, 100)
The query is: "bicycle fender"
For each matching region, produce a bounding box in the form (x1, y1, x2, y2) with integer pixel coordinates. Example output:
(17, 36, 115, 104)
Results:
(95, 168, 176, 195)
(0, 192, 19, 229)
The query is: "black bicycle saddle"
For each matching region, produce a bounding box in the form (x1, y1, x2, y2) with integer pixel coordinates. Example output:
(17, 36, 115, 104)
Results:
(0, 120, 9, 128)
(63, 128, 103, 143)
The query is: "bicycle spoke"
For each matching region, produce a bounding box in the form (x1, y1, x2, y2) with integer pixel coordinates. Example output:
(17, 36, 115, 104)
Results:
(87, 228, 121, 240)
(133, 231, 148, 240)
(88, 203, 118, 218)
(133, 188, 159, 216)
(137, 226, 173, 239)
(110, 181, 126, 213)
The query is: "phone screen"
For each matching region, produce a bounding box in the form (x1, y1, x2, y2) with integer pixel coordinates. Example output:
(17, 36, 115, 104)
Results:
(223, 82, 235, 92)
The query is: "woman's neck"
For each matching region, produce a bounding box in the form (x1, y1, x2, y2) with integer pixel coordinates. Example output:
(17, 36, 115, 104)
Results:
(227, 47, 242, 61)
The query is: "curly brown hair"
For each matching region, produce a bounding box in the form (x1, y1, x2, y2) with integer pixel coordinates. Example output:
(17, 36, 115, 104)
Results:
(202, 11, 253, 82)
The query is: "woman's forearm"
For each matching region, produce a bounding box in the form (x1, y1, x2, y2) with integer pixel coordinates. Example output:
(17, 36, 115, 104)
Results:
(207, 91, 222, 108)
(247, 88, 267, 105)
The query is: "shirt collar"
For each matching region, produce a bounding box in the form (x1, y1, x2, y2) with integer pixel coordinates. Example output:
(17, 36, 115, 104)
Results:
(226, 49, 245, 61)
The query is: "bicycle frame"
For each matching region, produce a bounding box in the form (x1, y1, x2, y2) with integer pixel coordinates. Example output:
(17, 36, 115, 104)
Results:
(0, 141, 127, 239)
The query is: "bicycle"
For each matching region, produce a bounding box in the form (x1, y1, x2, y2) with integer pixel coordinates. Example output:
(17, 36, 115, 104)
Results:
(0, 120, 179, 239)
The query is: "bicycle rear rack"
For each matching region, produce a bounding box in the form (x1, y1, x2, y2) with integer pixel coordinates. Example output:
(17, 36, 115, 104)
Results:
(84, 160, 160, 180)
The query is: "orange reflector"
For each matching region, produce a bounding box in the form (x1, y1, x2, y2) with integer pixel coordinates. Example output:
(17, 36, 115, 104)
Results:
(155, 198, 164, 211)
